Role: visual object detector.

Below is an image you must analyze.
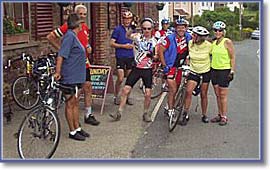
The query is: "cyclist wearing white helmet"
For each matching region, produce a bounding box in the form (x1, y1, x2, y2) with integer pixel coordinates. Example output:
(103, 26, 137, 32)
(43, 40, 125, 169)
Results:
(158, 18, 192, 120)
(180, 26, 212, 126)
(110, 11, 135, 106)
(210, 21, 236, 126)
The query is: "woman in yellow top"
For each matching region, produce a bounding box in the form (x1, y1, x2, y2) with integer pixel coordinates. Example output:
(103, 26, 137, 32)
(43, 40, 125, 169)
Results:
(210, 21, 236, 126)
(179, 26, 212, 126)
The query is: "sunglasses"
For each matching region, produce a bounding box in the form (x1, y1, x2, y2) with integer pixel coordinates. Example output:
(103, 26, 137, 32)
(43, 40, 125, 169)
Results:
(142, 27, 152, 31)
(79, 13, 87, 16)
(214, 29, 223, 32)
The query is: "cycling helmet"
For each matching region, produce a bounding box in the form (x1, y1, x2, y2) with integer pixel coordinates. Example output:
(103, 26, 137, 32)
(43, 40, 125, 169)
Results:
(175, 18, 188, 27)
(192, 26, 209, 36)
(122, 11, 133, 18)
(141, 17, 154, 27)
(213, 21, 226, 30)
(161, 18, 169, 24)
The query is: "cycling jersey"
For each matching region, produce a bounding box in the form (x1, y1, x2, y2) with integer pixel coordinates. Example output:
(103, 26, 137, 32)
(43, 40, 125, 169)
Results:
(54, 22, 91, 68)
(211, 38, 231, 70)
(155, 29, 173, 40)
(130, 33, 157, 69)
(188, 40, 212, 74)
(111, 25, 134, 59)
(161, 32, 191, 68)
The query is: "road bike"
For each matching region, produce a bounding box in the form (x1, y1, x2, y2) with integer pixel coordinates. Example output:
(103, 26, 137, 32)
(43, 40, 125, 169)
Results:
(165, 65, 190, 132)
(17, 75, 71, 159)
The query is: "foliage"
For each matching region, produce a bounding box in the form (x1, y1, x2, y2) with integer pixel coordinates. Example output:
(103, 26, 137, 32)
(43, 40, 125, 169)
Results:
(243, 3, 259, 11)
(3, 16, 26, 35)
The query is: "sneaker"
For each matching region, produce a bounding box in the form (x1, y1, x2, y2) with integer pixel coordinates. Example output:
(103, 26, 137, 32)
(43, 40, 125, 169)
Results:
(109, 110, 121, 121)
(219, 116, 228, 126)
(77, 129, 90, 138)
(178, 112, 189, 126)
(126, 98, 134, 105)
(210, 114, 221, 123)
(143, 112, 152, 122)
(69, 132, 85, 141)
(85, 115, 100, 126)
(114, 96, 120, 105)
(201, 115, 209, 123)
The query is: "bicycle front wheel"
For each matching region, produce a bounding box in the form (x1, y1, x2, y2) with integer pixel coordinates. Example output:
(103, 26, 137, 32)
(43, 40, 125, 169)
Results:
(12, 76, 39, 110)
(168, 86, 186, 132)
(17, 106, 61, 159)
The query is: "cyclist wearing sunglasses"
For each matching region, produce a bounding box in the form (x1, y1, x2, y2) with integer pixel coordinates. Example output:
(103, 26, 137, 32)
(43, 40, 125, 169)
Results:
(47, 5, 100, 126)
(180, 26, 212, 126)
(210, 21, 236, 126)
(158, 18, 192, 120)
(109, 18, 158, 122)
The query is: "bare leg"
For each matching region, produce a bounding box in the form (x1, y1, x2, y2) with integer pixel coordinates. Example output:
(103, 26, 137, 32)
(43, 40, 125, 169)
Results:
(144, 88, 152, 113)
(83, 81, 92, 108)
(118, 85, 132, 112)
(114, 69, 125, 98)
(213, 85, 222, 115)
(184, 80, 197, 112)
(167, 79, 177, 110)
(65, 95, 75, 131)
(219, 87, 229, 117)
(200, 82, 209, 115)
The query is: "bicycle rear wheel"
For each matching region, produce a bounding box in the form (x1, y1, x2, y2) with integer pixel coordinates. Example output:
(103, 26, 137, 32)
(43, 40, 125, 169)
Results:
(17, 106, 61, 159)
(12, 76, 39, 110)
(168, 85, 186, 132)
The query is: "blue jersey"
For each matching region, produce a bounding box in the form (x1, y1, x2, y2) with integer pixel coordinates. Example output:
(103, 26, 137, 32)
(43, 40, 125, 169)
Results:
(58, 30, 86, 84)
(111, 25, 134, 59)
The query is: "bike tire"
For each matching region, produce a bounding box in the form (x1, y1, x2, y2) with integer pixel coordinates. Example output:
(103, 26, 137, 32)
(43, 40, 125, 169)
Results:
(12, 76, 40, 110)
(141, 72, 164, 99)
(17, 105, 61, 159)
(168, 85, 186, 132)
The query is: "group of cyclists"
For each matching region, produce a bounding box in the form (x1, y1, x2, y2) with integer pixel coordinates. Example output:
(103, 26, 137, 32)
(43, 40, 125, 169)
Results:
(46, 5, 235, 141)
(109, 11, 236, 128)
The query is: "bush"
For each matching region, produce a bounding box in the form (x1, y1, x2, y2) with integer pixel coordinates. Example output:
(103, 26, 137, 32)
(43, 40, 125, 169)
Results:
(3, 16, 26, 35)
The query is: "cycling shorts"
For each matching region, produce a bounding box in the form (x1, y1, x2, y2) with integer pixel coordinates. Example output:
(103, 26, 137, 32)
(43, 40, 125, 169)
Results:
(125, 68, 152, 89)
(166, 67, 182, 86)
(211, 68, 231, 88)
(187, 70, 211, 84)
(116, 57, 134, 70)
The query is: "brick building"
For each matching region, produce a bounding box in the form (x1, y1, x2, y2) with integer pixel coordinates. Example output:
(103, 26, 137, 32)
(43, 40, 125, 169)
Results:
(2, 2, 159, 69)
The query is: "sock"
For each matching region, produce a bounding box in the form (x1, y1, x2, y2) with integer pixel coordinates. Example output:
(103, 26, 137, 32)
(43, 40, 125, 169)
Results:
(69, 130, 77, 135)
(85, 107, 92, 118)
(75, 127, 81, 132)
(144, 108, 149, 114)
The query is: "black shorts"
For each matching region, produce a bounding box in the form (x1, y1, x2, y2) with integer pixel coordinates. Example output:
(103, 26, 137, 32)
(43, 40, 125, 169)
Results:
(116, 57, 134, 70)
(86, 68, 91, 82)
(211, 68, 231, 88)
(125, 68, 152, 89)
(187, 70, 211, 84)
(60, 83, 82, 95)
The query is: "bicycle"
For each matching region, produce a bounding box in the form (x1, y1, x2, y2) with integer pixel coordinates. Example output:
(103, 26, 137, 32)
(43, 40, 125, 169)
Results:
(17, 75, 72, 159)
(165, 65, 190, 132)
(140, 61, 168, 99)
(11, 52, 57, 110)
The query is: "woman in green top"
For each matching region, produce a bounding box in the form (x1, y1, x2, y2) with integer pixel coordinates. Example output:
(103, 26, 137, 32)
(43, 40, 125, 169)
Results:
(210, 21, 236, 126)
(179, 26, 212, 126)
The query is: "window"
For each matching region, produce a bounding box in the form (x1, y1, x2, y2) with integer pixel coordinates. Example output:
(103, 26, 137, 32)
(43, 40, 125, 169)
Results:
(3, 3, 29, 30)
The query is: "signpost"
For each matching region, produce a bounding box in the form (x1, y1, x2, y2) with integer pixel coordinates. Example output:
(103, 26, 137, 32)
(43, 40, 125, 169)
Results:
(90, 65, 112, 115)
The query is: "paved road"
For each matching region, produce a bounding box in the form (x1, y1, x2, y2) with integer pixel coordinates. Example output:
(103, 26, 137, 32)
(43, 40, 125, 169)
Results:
(131, 39, 260, 159)
(2, 39, 260, 160)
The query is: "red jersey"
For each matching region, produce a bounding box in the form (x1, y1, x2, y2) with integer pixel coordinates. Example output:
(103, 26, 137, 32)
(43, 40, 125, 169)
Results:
(160, 35, 188, 55)
(54, 22, 91, 68)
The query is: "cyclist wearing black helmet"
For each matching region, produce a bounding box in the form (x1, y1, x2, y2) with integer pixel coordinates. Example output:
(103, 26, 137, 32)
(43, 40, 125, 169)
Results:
(158, 18, 192, 120)
(180, 26, 212, 126)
